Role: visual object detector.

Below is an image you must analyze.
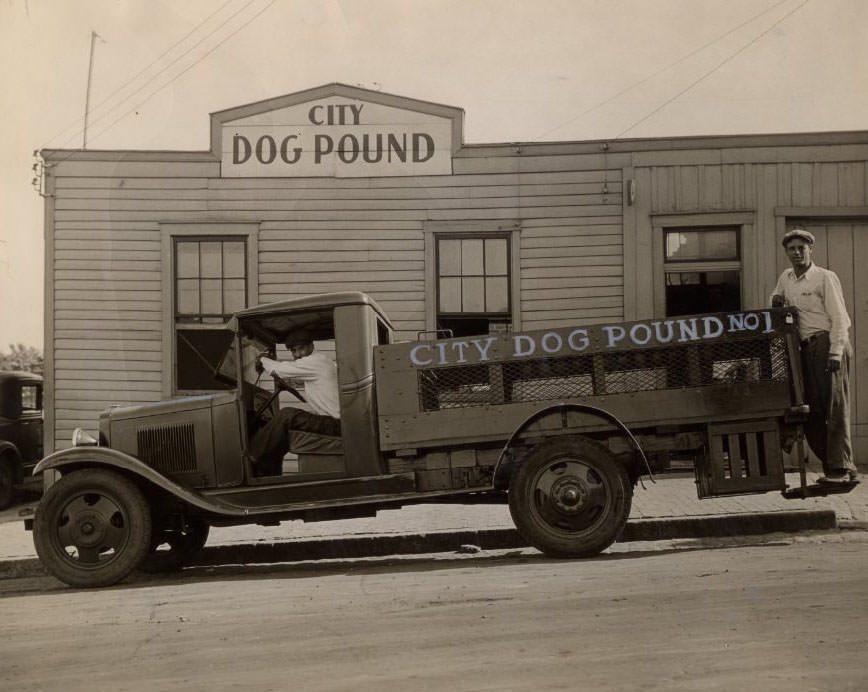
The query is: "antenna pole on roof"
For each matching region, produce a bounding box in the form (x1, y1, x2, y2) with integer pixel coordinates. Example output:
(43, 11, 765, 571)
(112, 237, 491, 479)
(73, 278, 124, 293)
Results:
(83, 30, 102, 149)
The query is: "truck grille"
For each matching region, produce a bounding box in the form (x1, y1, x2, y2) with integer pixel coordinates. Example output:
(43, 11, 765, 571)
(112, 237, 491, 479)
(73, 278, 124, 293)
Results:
(418, 335, 790, 411)
(137, 423, 197, 473)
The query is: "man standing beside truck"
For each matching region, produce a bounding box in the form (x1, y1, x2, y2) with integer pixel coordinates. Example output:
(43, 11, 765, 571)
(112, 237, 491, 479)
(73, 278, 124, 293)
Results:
(771, 227, 859, 485)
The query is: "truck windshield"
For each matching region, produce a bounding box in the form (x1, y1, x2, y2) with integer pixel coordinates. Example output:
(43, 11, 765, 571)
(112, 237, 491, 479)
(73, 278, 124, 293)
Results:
(215, 334, 269, 386)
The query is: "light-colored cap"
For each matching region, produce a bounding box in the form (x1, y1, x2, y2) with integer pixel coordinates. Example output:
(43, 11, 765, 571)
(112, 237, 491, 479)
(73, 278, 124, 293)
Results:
(781, 228, 815, 247)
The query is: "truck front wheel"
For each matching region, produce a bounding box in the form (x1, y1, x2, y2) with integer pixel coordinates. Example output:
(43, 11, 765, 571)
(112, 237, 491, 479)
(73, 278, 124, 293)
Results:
(33, 468, 152, 588)
(508, 437, 632, 558)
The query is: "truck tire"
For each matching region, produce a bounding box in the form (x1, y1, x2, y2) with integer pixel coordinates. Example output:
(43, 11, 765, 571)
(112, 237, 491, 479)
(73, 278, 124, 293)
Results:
(139, 518, 210, 573)
(0, 455, 16, 510)
(33, 468, 152, 588)
(508, 436, 632, 558)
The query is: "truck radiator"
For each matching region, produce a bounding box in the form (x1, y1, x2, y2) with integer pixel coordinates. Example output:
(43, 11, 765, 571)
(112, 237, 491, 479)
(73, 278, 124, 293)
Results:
(137, 423, 197, 474)
(418, 335, 790, 411)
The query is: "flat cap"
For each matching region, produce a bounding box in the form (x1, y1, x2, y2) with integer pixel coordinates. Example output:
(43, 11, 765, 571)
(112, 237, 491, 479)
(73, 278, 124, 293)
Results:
(781, 228, 815, 247)
(284, 329, 314, 347)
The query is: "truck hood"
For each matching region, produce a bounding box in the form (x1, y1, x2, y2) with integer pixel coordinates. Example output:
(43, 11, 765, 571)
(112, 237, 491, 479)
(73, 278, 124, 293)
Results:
(104, 392, 236, 422)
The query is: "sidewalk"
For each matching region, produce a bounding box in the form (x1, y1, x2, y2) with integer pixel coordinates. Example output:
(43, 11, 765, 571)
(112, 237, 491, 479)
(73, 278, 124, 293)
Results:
(1, 471, 864, 572)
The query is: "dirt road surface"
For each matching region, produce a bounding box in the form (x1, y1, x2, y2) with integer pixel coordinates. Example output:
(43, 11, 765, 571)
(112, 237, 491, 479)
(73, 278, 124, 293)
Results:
(2, 533, 867, 692)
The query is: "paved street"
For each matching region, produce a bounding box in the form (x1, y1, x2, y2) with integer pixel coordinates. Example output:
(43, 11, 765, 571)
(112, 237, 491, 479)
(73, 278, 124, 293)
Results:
(2, 532, 867, 691)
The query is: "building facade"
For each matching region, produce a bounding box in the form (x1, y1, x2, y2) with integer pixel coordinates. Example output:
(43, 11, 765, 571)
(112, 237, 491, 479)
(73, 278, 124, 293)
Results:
(39, 83, 868, 458)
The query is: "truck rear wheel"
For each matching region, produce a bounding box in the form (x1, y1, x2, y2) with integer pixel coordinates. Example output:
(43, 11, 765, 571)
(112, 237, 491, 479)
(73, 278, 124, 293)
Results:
(508, 436, 631, 558)
(33, 468, 152, 588)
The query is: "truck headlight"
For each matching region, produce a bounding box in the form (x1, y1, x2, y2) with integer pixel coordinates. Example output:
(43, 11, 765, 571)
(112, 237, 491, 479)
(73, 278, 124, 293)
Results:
(72, 428, 98, 447)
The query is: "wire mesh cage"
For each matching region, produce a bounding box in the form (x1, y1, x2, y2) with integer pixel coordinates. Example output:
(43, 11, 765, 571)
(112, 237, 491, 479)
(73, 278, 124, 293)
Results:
(417, 334, 790, 412)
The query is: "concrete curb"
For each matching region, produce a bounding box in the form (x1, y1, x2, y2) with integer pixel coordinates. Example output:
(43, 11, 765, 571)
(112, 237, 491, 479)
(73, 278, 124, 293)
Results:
(0, 509, 837, 580)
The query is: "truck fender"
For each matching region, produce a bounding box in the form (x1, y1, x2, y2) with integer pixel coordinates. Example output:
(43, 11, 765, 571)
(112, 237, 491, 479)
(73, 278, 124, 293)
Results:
(32, 447, 248, 518)
(492, 403, 654, 487)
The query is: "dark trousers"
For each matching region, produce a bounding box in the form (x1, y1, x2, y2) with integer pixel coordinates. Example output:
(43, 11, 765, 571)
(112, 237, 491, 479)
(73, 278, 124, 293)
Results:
(249, 406, 341, 475)
(800, 331, 855, 475)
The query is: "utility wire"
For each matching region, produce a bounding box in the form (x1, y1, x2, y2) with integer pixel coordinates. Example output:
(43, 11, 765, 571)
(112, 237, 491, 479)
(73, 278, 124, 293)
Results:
(40, 0, 236, 150)
(615, 0, 811, 138)
(536, 0, 792, 140)
(83, 0, 279, 148)
(54, 0, 265, 150)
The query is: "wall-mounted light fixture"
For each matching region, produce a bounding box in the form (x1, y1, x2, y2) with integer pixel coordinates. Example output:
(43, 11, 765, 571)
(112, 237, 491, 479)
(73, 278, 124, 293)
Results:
(627, 179, 637, 206)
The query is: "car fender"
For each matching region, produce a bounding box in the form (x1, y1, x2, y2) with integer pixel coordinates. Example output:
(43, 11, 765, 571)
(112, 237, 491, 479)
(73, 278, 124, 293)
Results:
(32, 447, 248, 517)
(0, 440, 21, 459)
(492, 402, 654, 487)
(0, 441, 22, 482)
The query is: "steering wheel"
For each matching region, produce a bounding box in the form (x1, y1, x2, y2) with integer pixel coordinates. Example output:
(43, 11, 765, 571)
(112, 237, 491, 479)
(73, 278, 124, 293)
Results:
(253, 373, 306, 422)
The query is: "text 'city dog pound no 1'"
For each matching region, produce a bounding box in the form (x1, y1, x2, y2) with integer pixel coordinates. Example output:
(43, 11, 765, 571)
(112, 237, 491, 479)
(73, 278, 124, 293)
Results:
(409, 311, 778, 367)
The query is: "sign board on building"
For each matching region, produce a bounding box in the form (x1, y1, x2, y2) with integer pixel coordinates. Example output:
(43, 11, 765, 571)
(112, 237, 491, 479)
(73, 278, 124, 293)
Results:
(218, 92, 457, 178)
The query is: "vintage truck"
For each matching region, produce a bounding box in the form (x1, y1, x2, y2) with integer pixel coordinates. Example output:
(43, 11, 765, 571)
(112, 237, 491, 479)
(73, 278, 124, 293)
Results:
(29, 292, 842, 587)
(0, 371, 43, 510)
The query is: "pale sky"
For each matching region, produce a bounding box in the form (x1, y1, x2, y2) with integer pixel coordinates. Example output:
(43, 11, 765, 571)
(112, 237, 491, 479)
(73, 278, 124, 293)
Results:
(1, 0, 866, 349)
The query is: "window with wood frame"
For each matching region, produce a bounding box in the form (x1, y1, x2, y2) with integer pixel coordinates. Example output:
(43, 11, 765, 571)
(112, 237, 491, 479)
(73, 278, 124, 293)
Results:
(174, 237, 247, 391)
(663, 226, 741, 316)
(436, 235, 510, 338)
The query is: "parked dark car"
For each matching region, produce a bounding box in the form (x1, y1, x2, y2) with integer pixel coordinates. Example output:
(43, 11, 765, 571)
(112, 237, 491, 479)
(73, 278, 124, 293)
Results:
(0, 371, 43, 509)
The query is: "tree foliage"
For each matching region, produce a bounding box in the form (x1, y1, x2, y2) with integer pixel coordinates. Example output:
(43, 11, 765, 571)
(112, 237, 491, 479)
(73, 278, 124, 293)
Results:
(0, 344, 44, 375)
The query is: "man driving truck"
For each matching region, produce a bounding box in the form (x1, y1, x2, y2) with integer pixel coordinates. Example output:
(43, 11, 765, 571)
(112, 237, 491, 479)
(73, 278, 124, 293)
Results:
(247, 330, 341, 475)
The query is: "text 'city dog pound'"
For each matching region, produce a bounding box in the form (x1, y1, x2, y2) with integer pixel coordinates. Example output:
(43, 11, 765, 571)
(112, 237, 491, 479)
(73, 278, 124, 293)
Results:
(222, 98, 453, 177)
(409, 310, 779, 367)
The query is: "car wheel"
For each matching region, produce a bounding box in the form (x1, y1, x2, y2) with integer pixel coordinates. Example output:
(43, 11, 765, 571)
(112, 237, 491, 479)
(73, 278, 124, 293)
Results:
(0, 456, 16, 510)
(508, 436, 632, 558)
(33, 468, 152, 588)
(139, 517, 210, 573)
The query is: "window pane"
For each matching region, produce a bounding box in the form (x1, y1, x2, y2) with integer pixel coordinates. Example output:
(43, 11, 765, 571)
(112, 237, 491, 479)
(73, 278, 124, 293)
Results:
(440, 277, 462, 312)
(20, 385, 39, 410)
(200, 242, 222, 278)
(201, 278, 222, 315)
(223, 242, 245, 278)
(665, 229, 738, 261)
(461, 239, 484, 275)
(439, 239, 461, 276)
(176, 242, 199, 278)
(485, 277, 509, 313)
(485, 238, 508, 275)
(462, 276, 485, 312)
(665, 270, 740, 316)
(176, 329, 234, 391)
(223, 278, 246, 314)
(177, 279, 200, 316)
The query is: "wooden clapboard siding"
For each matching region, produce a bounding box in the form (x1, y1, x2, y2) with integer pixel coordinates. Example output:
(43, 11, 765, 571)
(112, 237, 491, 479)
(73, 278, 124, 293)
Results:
(518, 201, 623, 327)
(54, 180, 616, 201)
(48, 159, 170, 448)
(648, 161, 868, 214)
(258, 224, 427, 338)
(210, 168, 612, 190)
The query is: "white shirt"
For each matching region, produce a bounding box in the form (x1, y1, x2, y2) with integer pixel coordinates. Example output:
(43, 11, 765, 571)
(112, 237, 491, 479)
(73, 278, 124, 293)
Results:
(260, 351, 340, 419)
(771, 263, 851, 359)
